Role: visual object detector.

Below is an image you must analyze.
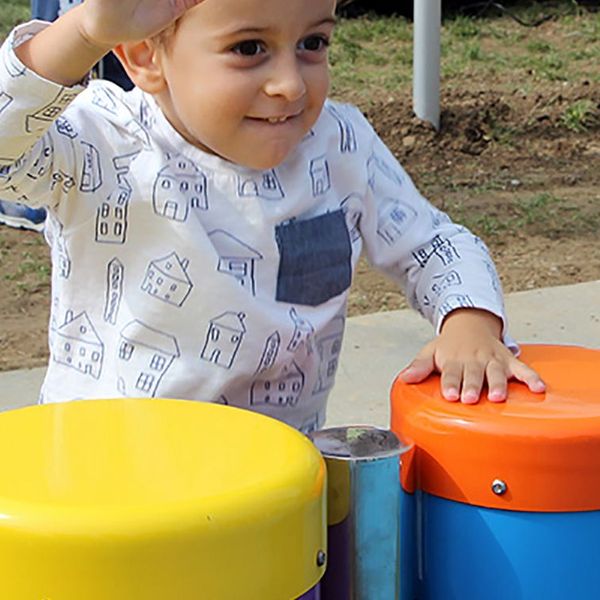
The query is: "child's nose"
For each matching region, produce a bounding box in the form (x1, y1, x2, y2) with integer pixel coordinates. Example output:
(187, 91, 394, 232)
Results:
(263, 55, 306, 101)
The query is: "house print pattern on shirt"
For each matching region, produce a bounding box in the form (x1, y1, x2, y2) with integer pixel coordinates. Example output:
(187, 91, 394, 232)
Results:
(209, 229, 263, 296)
(250, 361, 306, 408)
(55, 115, 78, 139)
(26, 88, 79, 134)
(104, 257, 124, 325)
(313, 315, 345, 395)
(287, 308, 315, 355)
(201, 312, 247, 369)
(80, 141, 102, 192)
(412, 234, 461, 269)
(27, 136, 54, 181)
(0, 24, 511, 428)
(153, 155, 208, 221)
(141, 252, 193, 308)
(95, 150, 140, 244)
(256, 331, 282, 375)
(117, 320, 180, 397)
(0, 91, 12, 115)
(91, 87, 119, 115)
(309, 156, 330, 196)
(52, 222, 71, 279)
(237, 169, 285, 200)
(50, 310, 104, 380)
(325, 103, 358, 153)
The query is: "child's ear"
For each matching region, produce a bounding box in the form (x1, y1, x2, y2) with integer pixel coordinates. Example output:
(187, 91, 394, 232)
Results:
(113, 40, 166, 93)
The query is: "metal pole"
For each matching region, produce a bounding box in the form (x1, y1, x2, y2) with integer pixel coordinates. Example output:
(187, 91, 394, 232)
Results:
(310, 427, 411, 600)
(413, 0, 441, 130)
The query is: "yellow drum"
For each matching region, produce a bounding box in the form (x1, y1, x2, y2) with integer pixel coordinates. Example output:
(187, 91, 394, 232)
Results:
(0, 399, 326, 599)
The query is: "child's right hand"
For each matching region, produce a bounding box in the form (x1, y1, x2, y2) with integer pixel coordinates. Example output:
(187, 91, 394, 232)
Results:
(78, 0, 205, 51)
(15, 0, 204, 87)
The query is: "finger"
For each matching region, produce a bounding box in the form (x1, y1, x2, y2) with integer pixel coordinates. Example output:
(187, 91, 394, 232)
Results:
(509, 359, 546, 393)
(460, 362, 485, 404)
(486, 360, 508, 402)
(172, 0, 204, 18)
(399, 354, 435, 384)
(440, 361, 462, 402)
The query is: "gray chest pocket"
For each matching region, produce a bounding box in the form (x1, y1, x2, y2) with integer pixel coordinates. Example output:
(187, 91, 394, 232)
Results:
(275, 209, 352, 307)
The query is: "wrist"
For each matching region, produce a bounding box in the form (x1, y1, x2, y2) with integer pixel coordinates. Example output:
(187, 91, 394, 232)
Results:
(440, 308, 503, 339)
(75, 5, 117, 55)
(14, 6, 111, 87)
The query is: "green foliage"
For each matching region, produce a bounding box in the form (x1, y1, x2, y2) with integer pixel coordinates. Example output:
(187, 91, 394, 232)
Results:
(445, 192, 587, 240)
(329, 13, 413, 97)
(561, 99, 597, 132)
(0, 0, 28, 41)
(446, 15, 480, 39)
(329, 3, 600, 100)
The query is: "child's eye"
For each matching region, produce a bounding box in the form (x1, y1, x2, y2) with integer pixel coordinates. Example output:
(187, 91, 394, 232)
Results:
(298, 35, 330, 53)
(232, 40, 265, 57)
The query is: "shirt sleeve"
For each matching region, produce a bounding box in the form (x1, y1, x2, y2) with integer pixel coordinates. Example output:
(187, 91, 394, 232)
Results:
(0, 21, 87, 209)
(357, 125, 517, 351)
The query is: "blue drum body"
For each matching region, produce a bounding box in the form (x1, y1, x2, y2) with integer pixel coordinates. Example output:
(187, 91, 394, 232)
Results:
(400, 489, 600, 600)
(392, 345, 600, 600)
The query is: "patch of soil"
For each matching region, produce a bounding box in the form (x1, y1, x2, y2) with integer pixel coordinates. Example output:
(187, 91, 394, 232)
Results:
(0, 229, 51, 371)
(1, 41, 599, 372)
(345, 80, 600, 316)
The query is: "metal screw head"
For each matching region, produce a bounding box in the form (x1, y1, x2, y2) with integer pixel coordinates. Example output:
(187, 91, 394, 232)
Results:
(491, 479, 507, 495)
(316, 550, 326, 567)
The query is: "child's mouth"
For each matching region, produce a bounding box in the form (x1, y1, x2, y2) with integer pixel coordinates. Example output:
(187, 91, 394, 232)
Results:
(248, 112, 301, 125)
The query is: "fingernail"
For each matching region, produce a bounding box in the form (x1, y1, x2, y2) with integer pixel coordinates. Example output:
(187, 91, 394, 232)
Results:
(488, 390, 505, 402)
(532, 380, 546, 392)
(462, 391, 479, 404)
(399, 367, 413, 380)
(444, 387, 459, 401)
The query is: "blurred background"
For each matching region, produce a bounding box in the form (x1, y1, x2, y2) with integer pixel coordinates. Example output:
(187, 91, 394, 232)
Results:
(337, 0, 600, 18)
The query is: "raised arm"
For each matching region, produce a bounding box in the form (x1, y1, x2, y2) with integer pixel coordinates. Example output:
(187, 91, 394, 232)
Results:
(15, 0, 203, 86)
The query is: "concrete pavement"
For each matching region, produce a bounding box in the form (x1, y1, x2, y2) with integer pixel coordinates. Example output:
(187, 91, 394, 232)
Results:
(1, 280, 598, 425)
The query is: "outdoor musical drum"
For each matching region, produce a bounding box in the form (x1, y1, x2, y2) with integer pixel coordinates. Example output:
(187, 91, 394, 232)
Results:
(0, 399, 326, 599)
(392, 344, 600, 600)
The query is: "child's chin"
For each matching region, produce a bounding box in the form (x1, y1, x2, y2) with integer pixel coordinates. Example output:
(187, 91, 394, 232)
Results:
(237, 150, 292, 171)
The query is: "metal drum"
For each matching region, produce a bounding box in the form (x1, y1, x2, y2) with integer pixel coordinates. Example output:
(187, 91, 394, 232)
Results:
(391, 344, 600, 600)
(0, 399, 326, 599)
(310, 426, 412, 600)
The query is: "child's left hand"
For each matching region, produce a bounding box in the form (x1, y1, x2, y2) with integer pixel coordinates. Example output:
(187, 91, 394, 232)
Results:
(399, 308, 546, 403)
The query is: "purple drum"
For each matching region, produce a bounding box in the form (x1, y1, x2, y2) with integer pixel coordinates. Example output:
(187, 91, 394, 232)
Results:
(297, 585, 320, 599)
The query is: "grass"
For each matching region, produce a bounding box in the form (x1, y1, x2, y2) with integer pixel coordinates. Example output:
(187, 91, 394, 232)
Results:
(329, 15, 413, 95)
(0, 0, 28, 41)
(561, 99, 597, 131)
(328, 1, 600, 100)
(0, 229, 50, 295)
(446, 191, 599, 241)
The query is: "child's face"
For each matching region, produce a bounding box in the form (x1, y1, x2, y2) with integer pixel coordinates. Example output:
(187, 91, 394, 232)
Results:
(154, 0, 337, 170)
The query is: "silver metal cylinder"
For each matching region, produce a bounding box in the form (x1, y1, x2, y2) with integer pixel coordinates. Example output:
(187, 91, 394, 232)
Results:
(309, 427, 411, 600)
(413, 0, 442, 129)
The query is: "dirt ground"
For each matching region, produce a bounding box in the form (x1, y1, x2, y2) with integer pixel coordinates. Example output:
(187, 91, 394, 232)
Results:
(1, 21, 599, 372)
(346, 78, 600, 315)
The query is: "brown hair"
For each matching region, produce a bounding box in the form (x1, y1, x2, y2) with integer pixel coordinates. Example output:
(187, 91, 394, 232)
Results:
(152, 20, 181, 49)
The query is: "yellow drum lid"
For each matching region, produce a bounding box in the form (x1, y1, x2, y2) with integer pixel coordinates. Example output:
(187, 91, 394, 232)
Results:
(0, 399, 326, 599)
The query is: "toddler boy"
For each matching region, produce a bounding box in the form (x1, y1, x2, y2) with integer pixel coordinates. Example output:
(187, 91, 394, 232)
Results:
(0, 0, 544, 431)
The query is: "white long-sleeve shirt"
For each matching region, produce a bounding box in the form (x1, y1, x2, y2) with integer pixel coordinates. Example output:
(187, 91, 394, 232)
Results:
(0, 22, 510, 431)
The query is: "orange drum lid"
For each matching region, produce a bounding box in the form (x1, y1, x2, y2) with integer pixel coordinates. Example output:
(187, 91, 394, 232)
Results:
(391, 344, 600, 512)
